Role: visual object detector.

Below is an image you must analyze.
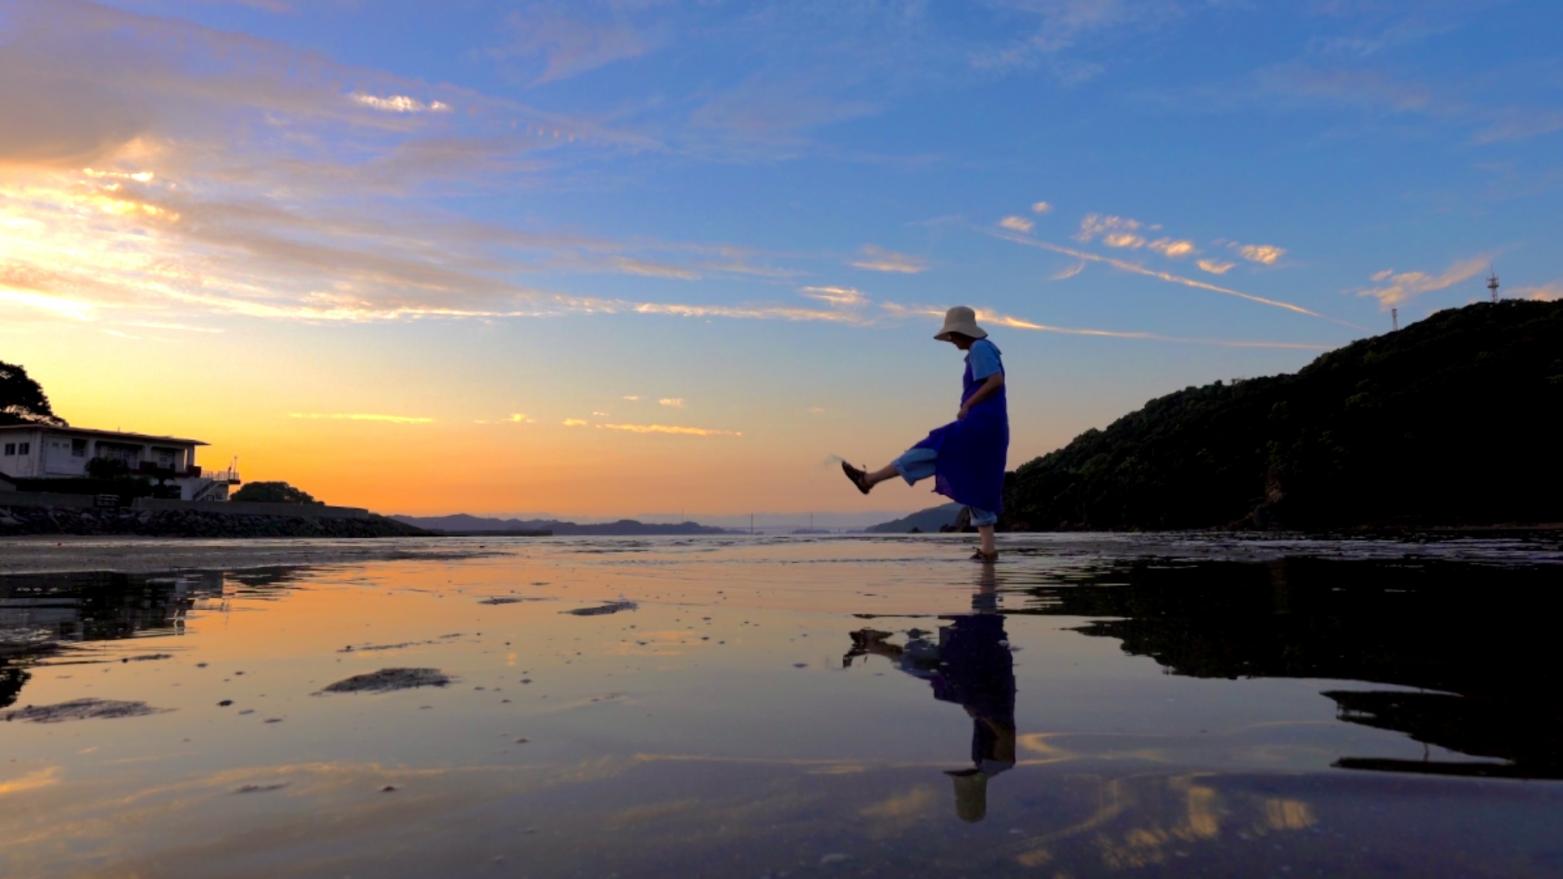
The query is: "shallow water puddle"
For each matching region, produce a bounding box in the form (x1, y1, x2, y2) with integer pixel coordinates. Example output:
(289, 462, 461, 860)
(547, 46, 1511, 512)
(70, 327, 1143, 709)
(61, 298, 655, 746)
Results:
(2, 534, 1561, 877)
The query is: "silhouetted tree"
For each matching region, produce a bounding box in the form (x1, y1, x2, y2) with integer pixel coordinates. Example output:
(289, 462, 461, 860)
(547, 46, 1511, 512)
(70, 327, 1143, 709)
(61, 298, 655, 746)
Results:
(232, 481, 321, 504)
(0, 360, 66, 426)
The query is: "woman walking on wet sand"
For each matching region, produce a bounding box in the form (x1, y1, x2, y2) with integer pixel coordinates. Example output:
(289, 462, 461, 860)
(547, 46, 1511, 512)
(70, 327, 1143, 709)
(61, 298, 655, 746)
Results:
(842, 306, 1009, 561)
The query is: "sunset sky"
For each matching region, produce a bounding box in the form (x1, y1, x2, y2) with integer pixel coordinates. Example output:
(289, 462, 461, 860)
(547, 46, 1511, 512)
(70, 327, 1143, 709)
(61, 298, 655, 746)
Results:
(3, 0, 1560, 520)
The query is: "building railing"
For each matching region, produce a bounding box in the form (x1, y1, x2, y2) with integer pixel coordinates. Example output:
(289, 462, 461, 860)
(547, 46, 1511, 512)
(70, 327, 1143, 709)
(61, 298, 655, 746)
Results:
(201, 466, 241, 484)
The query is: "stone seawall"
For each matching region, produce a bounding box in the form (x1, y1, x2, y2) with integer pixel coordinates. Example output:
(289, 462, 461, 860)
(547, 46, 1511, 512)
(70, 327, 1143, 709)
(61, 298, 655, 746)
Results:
(0, 504, 426, 538)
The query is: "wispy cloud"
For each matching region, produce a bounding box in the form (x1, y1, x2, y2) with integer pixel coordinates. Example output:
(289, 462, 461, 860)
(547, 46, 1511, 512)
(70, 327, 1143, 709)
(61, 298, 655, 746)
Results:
(597, 423, 743, 438)
(1514, 280, 1563, 302)
(0, 0, 730, 334)
(882, 301, 1327, 351)
(1232, 60, 1563, 147)
(473, 412, 531, 425)
(1355, 257, 1488, 310)
(624, 300, 868, 324)
(850, 244, 927, 274)
(123, 319, 224, 334)
(999, 215, 1034, 233)
(288, 412, 434, 424)
(621, 395, 641, 402)
(799, 285, 868, 307)
(1234, 243, 1286, 265)
(658, 397, 685, 408)
(0, 285, 96, 321)
(988, 229, 1361, 328)
(348, 93, 452, 114)
(487, 4, 664, 85)
(970, 0, 1181, 80)
(562, 418, 590, 427)
(1076, 214, 1145, 249)
(610, 257, 701, 281)
(1149, 238, 1197, 259)
(1196, 259, 1235, 275)
(1048, 261, 1086, 281)
(1031, 201, 1053, 214)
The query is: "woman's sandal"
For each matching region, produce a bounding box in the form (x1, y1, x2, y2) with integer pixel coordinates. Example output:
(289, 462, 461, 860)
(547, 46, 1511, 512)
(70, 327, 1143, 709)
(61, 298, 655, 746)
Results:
(969, 550, 999, 563)
(840, 461, 872, 495)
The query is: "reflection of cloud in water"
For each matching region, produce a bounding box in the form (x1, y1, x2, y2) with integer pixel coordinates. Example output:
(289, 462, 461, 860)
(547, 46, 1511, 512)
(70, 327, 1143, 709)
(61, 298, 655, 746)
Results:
(858, 785, 936, 825)
(0, 766, 60, 797)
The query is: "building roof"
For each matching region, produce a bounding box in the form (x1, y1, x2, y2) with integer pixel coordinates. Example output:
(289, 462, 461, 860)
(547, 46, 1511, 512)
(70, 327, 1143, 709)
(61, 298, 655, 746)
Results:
(0, 424, 208, 446)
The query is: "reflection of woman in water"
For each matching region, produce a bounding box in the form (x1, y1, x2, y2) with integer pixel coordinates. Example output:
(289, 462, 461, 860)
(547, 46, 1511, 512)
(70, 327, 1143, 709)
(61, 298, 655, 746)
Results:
(844, 568, 1017, 822)
(841, 306, 1009, 562)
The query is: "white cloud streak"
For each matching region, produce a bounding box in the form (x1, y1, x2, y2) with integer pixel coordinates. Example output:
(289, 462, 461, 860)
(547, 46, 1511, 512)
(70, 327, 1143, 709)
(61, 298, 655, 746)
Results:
(348, 92, 452, 114)
(988, 229, 1362, 329)
(999, 215, 1034, 233)
(1048, 261, 1086, 281)
(799, 285, 867, 307)
(849, 244, 927, 274)
(881, 302, 1327, 351)
(597, 423, 743, 438)
(288, 412, 434, 424)
(610, 256, 701, 280)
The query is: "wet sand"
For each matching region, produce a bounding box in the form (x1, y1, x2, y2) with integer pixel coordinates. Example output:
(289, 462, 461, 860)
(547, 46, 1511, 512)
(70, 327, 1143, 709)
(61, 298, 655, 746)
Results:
(2, 534, 1561, 877)
(0, 535, 497, 575)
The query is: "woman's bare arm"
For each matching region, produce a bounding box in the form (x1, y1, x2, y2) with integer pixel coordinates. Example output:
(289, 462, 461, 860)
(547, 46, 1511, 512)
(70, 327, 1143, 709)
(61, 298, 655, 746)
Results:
(959, 373, 1004, 418)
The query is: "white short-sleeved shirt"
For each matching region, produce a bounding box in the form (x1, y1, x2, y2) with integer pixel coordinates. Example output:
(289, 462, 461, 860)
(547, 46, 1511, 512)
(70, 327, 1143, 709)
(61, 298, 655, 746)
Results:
(968, 339, 1003, 380)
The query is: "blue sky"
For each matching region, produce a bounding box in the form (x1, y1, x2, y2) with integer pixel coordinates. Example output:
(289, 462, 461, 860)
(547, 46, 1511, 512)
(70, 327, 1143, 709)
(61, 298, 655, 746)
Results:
(1, 0, 1560, 517)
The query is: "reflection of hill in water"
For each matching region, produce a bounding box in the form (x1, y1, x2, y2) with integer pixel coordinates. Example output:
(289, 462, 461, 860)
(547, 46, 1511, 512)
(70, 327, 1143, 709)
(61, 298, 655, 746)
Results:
(1009, 557, 1563, 779)
(0, 567, 306, 709)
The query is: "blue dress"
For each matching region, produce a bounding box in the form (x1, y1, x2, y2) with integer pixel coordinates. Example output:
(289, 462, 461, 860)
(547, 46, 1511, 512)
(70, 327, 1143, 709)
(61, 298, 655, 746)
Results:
(903, 341, 1009, 516)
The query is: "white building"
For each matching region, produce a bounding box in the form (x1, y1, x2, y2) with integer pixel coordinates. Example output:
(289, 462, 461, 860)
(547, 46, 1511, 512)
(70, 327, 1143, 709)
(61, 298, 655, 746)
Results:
(0, 425, 239, 501)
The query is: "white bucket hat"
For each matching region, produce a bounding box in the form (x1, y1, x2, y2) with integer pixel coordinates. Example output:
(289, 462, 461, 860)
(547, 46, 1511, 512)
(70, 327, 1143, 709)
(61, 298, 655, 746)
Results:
(934, 305, 988, 341)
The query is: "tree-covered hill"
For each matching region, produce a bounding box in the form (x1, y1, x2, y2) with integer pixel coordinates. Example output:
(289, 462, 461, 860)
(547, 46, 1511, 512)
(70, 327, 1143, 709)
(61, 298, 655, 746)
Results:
(1002, 300, 1563, 530)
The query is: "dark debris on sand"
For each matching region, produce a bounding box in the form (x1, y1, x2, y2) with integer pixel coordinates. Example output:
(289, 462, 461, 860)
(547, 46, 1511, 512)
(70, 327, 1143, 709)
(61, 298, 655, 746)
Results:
(316, 667, 453, 694)
(562, 600, 638, 617)
(3, 698, 170, 723)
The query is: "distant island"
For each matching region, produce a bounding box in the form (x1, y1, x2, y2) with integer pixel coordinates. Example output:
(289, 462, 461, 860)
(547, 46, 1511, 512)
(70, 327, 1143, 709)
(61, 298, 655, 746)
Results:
(1002, 300, 1563, 531)
(866, 503, 964, 534)
(391, 513, 734, 536)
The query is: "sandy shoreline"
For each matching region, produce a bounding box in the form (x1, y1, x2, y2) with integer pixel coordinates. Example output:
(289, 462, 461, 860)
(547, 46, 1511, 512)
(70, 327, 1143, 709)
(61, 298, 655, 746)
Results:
(0, 535, 496, 576)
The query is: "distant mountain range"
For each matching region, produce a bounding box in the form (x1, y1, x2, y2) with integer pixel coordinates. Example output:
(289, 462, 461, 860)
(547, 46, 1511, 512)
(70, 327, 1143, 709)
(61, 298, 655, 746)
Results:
(390, 513, 733, 536)
(866, 503, 964, 533)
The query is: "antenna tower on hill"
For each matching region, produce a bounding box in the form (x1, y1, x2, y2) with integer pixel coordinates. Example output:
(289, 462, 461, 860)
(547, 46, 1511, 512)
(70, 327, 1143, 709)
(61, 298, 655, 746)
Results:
(1488, 268, 1500, 303)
